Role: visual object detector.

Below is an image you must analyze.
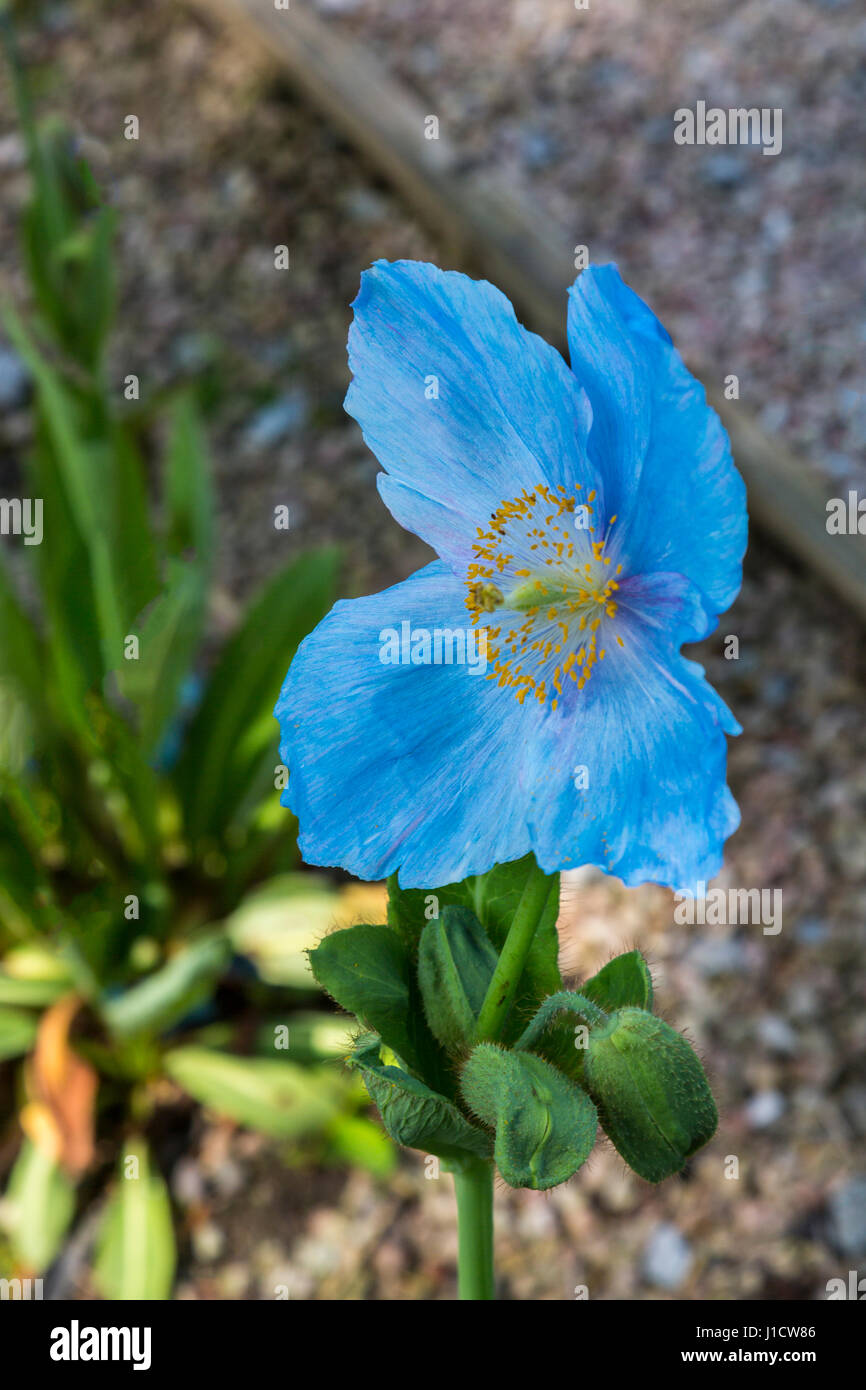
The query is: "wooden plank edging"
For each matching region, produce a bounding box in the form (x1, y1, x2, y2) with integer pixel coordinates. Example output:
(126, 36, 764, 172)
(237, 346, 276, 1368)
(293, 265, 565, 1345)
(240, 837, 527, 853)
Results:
(192, 0, 866, 621)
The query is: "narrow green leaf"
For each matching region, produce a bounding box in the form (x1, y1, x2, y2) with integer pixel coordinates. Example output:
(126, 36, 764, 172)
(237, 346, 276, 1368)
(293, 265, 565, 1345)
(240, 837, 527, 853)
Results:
(116, 559, 206, 754)
(461, 1043, 597, 1191)
(94, 1140, 175, 1300)
(164, 391, 213, 569)
(3, 311, 127, 672)
(164, 1046, 340, 1138)
(0, 972, 70, 1008)
(0, 558, 44, 708)
(176, 547, 339, 842)
(0, 1005, 38, 1060)
(101, 933, 231, 1039)
(3, 1139, 76, 1273)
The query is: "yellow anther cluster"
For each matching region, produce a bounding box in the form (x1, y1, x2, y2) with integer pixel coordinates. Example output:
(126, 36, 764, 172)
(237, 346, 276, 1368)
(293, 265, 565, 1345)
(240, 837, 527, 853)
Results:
(464, 482, 624, 711)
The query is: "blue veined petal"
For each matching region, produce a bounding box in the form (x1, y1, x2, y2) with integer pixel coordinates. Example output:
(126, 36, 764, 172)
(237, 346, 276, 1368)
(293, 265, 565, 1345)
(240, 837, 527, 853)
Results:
(567, 264, 747, 615)
(346, 259, 595, 574)
(526, 572, 741, 892)
(274, 560, 537, 887)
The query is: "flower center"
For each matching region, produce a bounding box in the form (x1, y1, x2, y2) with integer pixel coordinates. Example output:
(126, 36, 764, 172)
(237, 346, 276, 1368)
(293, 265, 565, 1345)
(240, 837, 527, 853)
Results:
(465, 483, 625, 711)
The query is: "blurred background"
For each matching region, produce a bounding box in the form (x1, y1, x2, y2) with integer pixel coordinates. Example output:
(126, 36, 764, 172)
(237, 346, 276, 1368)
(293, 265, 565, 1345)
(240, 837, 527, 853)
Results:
(0, 0, 863, 1300)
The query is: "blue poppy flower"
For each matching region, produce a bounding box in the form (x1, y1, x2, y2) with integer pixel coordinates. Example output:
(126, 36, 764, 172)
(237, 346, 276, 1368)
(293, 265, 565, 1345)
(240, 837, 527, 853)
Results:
(275, 261, 747, 892)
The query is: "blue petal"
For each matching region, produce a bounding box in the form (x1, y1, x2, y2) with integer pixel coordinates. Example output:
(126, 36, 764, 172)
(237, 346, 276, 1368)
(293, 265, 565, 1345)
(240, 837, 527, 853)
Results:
(567, 264, 747, 615)
(275, 561, 538, 886)
(346, 260, 594, 573)
(276, 558, 739, 891)
(526, 572, 740, 892)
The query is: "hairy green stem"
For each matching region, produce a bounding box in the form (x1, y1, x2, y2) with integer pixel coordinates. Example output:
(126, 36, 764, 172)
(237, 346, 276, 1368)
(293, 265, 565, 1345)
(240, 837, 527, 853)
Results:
(454, 860, 556, 1300)
(474, 859, 553, 1043)
(454, 1158, 494, 1300)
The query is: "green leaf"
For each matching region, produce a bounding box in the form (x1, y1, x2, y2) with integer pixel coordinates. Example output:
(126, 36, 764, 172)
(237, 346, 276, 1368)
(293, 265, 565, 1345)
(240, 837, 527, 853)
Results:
(226, 874, 337, 989)
(164, 1046, 341, 1139)
(351, 1038, 491, 1162)
(175, 547, 339, 842)
(101, 932, 231, 1039)
(460, 1043, 597, 1191)
(0, 1005, 38, 1060)
(164, 391, 213, 570)
(15, 111, 116, 371)
(94, 1140, 175, 1300)
(417, 906, 497, 1053)
(389, 854, 560, 1041)
(0, 558, 44, 710)
(105, 420, 161, 631)
(583, 950, 653, 1012)
(0, 972, 70, 1008)
(309, 923, 444, 1085)
(325, 1112, 396, 1178)
(26, 419, 104, 719)
(584, 1008, 718, 1183)
(2, 1139, 76, 1273)
(4, 312, 130, 673)
(116, 558, 206, 754)
(252, 1012, 354, 1062)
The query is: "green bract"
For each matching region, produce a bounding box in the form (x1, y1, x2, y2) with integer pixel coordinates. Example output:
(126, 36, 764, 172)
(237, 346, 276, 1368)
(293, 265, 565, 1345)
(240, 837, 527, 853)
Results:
(309, 922, 448, 1092)
(417, 906, 498, 1052)
(461, 1044, 597, 1191)
(310, 864, 717, 1198)
(351, 1038, 491, 1162)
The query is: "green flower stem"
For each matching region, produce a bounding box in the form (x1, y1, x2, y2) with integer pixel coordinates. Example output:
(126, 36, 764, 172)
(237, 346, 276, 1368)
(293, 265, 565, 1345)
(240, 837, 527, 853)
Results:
(474, 859, 554, 1043)
(454, 1158, 495, 1300)
(455, 861, 554, 1300)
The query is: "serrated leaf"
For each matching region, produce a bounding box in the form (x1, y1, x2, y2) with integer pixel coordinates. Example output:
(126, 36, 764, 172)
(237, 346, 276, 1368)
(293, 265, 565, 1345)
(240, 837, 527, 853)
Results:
(94, 1140, 175, 1300)
(351, 1038, 491, 1162)
(460, 1043, 597, 1191)
(585, 1008, 718, 1183)
(417, 906, 498, 1052)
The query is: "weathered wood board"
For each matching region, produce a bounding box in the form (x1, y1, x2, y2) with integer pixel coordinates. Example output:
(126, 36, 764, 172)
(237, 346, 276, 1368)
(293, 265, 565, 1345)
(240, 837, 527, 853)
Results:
(192, 0, 866, 622)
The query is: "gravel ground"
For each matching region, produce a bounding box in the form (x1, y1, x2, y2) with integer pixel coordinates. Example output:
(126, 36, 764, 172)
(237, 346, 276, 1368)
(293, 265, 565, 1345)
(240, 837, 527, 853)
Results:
(0, 0, 864, 1299)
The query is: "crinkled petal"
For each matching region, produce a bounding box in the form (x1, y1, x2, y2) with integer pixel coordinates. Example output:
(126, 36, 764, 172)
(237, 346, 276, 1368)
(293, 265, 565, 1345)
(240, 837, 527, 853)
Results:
(526, 572, 740, 892)
(276, 560, 739, 891)
(346, 259, 594, 574)
(567, 264, 746, 614)
(275, 561, 538, 886)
